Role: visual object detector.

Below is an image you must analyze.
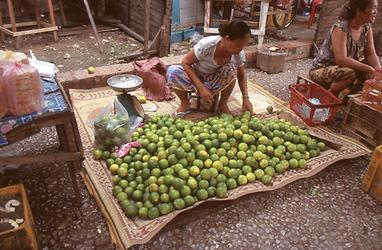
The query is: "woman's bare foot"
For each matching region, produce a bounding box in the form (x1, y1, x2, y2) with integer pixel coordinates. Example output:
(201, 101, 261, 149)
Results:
(218, 103, 231, 114)
(177, 101, 191, 112)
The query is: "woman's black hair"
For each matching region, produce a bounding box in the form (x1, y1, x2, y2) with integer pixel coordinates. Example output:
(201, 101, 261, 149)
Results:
(339, 0, 375, 20)
(218, 19, 251, 40)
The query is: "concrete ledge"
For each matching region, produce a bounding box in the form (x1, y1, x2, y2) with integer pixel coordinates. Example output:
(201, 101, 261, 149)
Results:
(57, 40, 312, 94)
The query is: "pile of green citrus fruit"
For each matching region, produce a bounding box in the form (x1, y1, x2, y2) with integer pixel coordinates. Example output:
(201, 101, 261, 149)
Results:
(93, 111, 327, 220)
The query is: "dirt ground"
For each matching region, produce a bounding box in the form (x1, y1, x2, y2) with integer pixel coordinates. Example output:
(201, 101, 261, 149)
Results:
(1, 26, 382, 250)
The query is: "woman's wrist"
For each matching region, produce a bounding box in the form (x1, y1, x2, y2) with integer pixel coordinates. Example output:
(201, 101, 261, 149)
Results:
(242, 94, 249, 99)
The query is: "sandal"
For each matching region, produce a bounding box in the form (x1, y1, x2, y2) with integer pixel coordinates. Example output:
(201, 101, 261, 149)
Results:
(173, 110, 191, 118)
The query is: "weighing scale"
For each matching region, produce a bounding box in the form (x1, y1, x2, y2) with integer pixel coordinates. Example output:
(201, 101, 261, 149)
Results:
(107, 74, 146, 128)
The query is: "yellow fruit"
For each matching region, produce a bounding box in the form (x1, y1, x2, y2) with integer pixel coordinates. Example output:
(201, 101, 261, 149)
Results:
(138, 95, 147, 104)
(87, 66, 95, 74)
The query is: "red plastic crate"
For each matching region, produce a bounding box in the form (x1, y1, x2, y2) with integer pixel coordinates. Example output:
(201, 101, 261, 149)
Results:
(289, 78, 342, 126)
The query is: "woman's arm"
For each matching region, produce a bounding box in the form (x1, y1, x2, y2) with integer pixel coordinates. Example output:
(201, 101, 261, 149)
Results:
(237, 65, 253, 113)
(364, 27, 382, 69)
(332, 27, 375, 76)
(181, 50, 214, 105)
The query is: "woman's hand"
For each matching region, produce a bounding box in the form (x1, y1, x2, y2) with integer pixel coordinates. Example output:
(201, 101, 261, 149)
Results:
(242, 98, 254, 114)
(199, 86, 214, 105)
(365, 65, 375, 79)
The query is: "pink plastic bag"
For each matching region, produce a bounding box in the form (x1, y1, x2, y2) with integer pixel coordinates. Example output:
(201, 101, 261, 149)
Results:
(1, 61, 44, 116)
(133, 57, 175, 101)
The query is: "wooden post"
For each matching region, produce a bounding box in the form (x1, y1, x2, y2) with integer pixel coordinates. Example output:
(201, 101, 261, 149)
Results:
(204, 0, 211, 32)
(47, 0, 58, 41)
(83, 0, 104, 53)
(143, 0, 151, 52)
(6, 0, 17, 33)
(57, 0, 68, 26)
(33, 0, 41, 28)
(257, 0, 269, 49)
(0, 6, 4, 41)
(159, 0, 172, 57)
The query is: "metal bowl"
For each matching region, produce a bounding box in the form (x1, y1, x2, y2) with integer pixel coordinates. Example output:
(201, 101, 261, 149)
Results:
(107, 74, 143, 93)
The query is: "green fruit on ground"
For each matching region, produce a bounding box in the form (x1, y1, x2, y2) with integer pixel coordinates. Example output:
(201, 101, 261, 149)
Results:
(158, 203, 171, 215)
(196, 189, 209, 200)
(307, 139, 318, 150)
(149, 183, 159, 192)
(116, 191, 128, 203)
(148, 207, 160, 219)
(124, 203, 138, 218)
(299, 159, 307, 169)
(113, 185, 123, 196)
(198, 180, 209, 190)
(291, 151, 302, 161)
(207, 186, 216, 197)
(204, 159, 213, 168)
(138, 207, 149, 219)
(228, 169, 240, 179)
(160, 193, 170, 203)
(173, 198, 186, 210)
(180, 185, 192, 196)
(317, 142, 326, 151)
(254, 169, 265, 179)
(93, 149, 103, 160)
(259, 159, 269, 169)
(178, 169, 190, 180)
(261, 174, 273, 185)
(197, 150, 209, 161)
(246, 173, 256, 183)
(264, 166, 276, 177)
(237, 151, 247, 160)
(112, 176, 121, 185)
(216, 186, 228, 198)
(172, 178, 184, 190)
(267, 105, 274, 113)
(169, 189, 180, 201)
(117, 167, 128, 178)
(253, 151, 264, 161)
(189, 166, 200, 176)
(119, 179, 129, 189)
(233, 129, 243, 140)
(275, 164, 285, 173)
(200, 169, 212, 180)
(289, 158, 299, 169)
(242, 165, 252, 175)
(132, 190, 143, 201)
(187, 178, 198, 189)
(209, 167, 218, 178)
(258, 136, 268, 145)
(109, 164, 119, 175)
(287, 143, 297, 153)
(181, 195, 194, 206)
(212, 161, 223, 171)
(226, 178, 237, 190)
(309, 150, 318, 158)
(216, 174, 227, 183)
(237, 175, 248, 186)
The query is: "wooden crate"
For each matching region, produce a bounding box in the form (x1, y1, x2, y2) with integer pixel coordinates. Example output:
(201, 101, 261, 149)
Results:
(362, 146, 382, 202)
(0, 184, 39, 250)
(342, 97, 382, 148)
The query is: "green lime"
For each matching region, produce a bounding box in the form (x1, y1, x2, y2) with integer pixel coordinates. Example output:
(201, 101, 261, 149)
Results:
(254, 169, 265, 179)
(196, 189, 209, 200)
(216, 186, 228, 198)
(148, 207, 160, 219)
(246, 173, 256, 182)
(261, 174, 273, 185)
(124, 203, 138, 218)
(226, 178, 237, 190)
(237, 175, 248, 185)
(184, 195, 195, 206)
(169, 189, 180, 201)
(158, 203, 171, 215)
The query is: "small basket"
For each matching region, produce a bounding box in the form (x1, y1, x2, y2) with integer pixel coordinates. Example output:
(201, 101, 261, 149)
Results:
(289, 76, 342, 126)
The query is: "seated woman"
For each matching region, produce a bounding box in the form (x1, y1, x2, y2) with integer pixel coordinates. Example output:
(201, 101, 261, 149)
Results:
(167, 20, 253, 115)
(310, 0, 381, 97)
